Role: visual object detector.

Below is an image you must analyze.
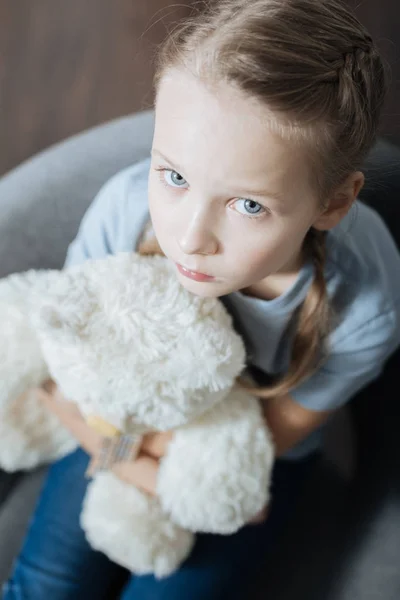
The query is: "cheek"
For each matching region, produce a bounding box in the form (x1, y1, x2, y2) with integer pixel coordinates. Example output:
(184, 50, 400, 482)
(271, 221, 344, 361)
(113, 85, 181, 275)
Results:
(148, 180, 167, 227)
(148, 187, 177, 249)
(234, 246, 275, 278)
(222, 233, 275, 281)
(147, 176, 159, 216)
(227, 223, 303, 276)
(229, 223, 281, 261)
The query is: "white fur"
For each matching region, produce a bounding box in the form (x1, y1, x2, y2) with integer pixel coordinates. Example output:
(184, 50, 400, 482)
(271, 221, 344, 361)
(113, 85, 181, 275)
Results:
(82, 473, 194, 579)
(0, 252, 275, 576)
(0, 270, 51, 408)
(32, 254, 247, 430)
(157, 387, 274, 534)
(0, 388, 77, 471)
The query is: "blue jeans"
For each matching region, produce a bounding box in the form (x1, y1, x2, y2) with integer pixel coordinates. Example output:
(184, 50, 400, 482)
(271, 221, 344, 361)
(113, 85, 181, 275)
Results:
(3, 448, 319, 600)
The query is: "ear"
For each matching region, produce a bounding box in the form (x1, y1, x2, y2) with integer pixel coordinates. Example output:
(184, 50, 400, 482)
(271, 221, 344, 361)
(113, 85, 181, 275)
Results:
(313, 171, 365, 231)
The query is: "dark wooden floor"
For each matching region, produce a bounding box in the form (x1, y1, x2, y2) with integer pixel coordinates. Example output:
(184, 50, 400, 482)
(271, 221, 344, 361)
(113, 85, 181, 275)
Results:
(0, 0, 399, 177)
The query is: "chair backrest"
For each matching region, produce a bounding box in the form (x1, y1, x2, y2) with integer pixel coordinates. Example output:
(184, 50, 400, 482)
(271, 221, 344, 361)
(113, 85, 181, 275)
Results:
(0, 111, 154, 278)
(359, 139, 400, 249)
(350, 139, 400, 469)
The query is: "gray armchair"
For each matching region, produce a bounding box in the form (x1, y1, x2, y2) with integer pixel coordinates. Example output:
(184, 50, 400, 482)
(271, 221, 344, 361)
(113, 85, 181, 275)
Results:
(0, 111, 399, 599)
(0, 110, 155, 585)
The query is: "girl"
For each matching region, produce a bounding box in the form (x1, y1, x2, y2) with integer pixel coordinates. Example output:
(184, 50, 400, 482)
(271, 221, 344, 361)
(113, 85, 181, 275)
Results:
(4, 0, 400, 598)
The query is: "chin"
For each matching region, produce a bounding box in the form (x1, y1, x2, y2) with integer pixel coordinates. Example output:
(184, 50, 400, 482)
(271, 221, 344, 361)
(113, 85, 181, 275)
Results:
(176, 273, 227, 298)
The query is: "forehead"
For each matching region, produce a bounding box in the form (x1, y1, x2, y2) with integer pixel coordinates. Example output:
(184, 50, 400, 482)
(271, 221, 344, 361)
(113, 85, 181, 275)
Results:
(154, 69, 313, 196)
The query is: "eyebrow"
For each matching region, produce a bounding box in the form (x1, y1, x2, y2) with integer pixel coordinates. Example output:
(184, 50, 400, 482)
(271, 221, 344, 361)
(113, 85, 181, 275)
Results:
(152, 149, 186, 174)
(151, 149, 284, 202)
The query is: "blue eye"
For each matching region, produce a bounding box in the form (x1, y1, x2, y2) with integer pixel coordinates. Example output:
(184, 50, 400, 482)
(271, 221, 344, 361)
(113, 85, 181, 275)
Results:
(234, 199, 265, 216)
(164, 169, 188, 188)
(156, 167, 268, 218)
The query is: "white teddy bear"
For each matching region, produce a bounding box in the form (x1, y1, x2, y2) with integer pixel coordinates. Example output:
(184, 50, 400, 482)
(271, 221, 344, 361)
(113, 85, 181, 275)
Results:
(0, 253, 275, 578)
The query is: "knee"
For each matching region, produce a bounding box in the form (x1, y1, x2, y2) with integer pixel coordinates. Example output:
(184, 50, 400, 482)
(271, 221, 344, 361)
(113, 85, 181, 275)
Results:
(3, 561, 75, 600)
(2, 579, 23, 599)
(2, 570, 53, 600)
(2, 553, 121, 600)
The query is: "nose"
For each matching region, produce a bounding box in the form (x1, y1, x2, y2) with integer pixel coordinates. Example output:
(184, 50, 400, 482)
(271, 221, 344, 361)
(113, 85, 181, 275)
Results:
(177, 205, 219, 256)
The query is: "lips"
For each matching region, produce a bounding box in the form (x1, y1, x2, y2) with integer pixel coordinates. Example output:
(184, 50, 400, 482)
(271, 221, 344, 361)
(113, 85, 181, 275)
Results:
(176, 263, 215, 282)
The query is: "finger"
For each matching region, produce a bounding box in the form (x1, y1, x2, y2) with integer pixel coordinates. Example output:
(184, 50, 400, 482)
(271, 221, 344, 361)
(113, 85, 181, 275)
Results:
(41, 379, 57, 395)
(36, 380, 62, 406)
(34, 387, 54, 406)
(141, 431, 173, 458)
(40, 380, 75, 408)
(248, 505, 269, 525)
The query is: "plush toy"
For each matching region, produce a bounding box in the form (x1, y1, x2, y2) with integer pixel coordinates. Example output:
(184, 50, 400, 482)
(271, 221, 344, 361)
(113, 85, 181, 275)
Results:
(0, 253, 275, 578)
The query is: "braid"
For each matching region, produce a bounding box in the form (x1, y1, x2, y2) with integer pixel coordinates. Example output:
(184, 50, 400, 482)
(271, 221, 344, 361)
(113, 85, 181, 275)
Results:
(334, 37, 386, 165)
(241, 229, 332, 399)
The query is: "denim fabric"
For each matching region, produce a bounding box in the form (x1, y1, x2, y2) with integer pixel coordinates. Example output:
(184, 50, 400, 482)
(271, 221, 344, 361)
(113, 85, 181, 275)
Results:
(2, 448, 318, 600)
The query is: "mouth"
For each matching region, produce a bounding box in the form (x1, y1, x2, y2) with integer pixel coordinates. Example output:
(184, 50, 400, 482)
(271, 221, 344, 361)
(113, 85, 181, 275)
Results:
(176, 263, 216, 283)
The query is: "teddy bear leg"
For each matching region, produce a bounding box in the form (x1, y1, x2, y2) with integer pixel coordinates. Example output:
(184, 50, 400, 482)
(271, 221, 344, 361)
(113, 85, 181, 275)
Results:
(81, 472, 195, 579)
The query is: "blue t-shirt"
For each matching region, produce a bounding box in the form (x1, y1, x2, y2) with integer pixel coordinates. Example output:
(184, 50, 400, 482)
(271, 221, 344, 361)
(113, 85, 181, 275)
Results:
(65, 158, 400, 459)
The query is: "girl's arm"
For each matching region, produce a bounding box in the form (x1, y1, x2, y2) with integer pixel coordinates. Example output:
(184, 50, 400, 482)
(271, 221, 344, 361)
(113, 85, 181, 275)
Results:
(38, 381, 332, 500)
(37, 381, 163, 496)
(261, 394, 334, 457)
(93, 393, 332, 506)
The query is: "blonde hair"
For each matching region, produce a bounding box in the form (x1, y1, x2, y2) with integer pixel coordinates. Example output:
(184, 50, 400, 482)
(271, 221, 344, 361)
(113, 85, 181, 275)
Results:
(140, 0, 387, 398)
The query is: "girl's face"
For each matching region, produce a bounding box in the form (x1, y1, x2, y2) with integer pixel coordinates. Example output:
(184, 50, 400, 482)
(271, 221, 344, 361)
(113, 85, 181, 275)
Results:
(148, 68, 322, 298)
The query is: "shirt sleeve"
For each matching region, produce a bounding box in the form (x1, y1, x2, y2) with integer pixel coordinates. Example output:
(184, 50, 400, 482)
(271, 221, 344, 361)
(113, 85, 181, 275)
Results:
(63, 174, 124, 268)
(291, 307, 400, 412)
(64, 159, 150, 269)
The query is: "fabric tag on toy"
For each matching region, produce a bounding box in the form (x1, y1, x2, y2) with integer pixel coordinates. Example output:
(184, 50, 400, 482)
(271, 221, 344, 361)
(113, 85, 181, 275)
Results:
(85, 415, 142, 478)
(86, 433, 143, 478)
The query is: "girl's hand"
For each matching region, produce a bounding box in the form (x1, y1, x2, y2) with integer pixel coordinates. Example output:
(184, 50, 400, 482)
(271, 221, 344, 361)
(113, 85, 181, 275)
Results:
(37, 380, 104, 456)
(248, 505, 269, 525)
(35, 380, 173, 495)
(111, 431, 173, 494)
(35, 381, 268, 520)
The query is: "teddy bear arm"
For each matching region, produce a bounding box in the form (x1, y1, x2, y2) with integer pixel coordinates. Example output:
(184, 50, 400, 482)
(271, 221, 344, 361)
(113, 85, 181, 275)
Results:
(157, 393, 275, 535)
